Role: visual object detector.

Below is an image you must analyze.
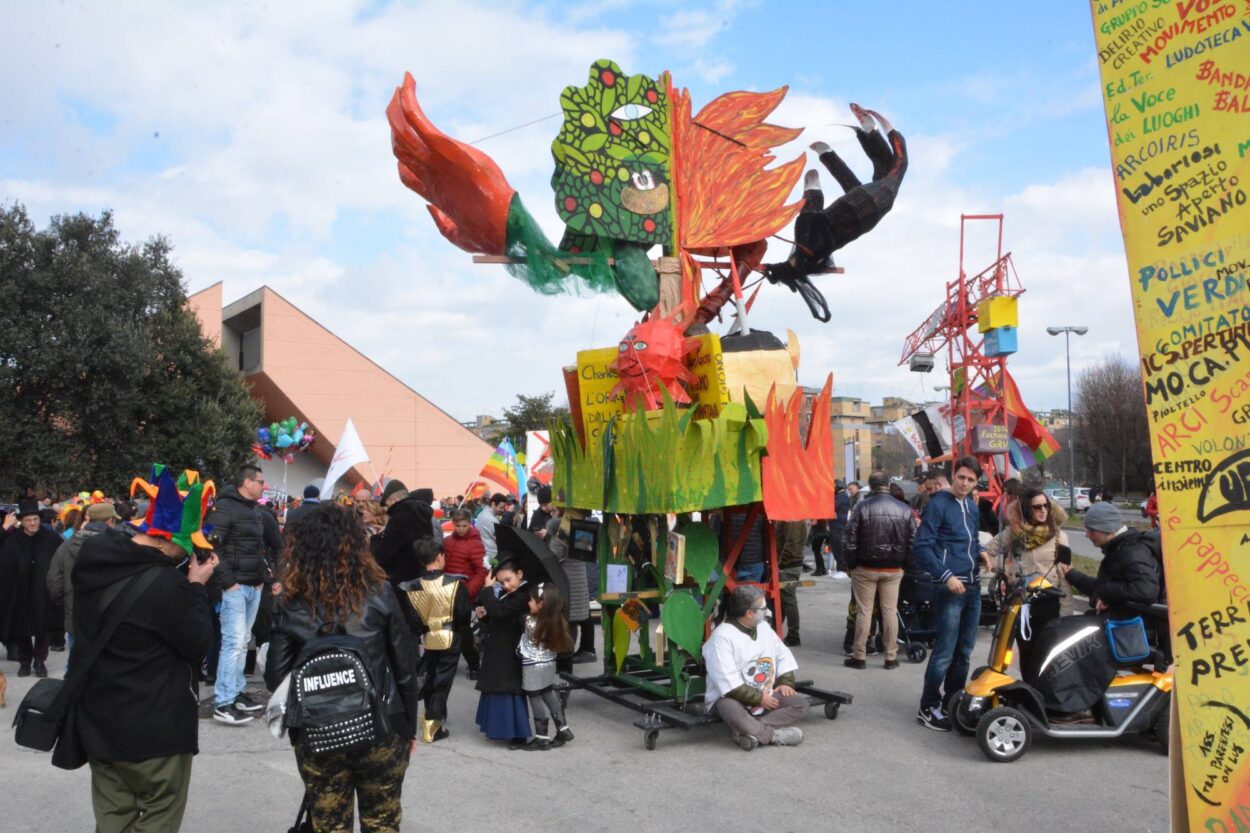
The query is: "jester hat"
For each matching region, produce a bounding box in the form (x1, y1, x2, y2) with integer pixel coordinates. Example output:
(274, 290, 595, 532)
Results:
(130, 464, 216, 556)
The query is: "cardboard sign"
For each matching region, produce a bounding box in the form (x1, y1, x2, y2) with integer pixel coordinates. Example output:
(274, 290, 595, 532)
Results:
(1090, 5, 1250, 828)
(971, 424, 1010, 454)
(575, 346, 625, 445)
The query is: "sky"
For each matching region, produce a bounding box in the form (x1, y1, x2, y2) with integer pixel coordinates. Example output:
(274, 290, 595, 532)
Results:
(0, 1, 1132, 423)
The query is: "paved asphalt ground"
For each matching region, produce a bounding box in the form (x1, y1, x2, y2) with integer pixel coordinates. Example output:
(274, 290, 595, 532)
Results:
(1, 564, 1169, 833)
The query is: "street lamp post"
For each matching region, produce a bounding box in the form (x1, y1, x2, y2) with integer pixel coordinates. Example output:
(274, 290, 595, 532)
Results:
(1047, 326, 1088, 515)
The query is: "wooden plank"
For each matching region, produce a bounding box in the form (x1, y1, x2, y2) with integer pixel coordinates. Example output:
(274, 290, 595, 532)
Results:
(472, 254, 616, 265)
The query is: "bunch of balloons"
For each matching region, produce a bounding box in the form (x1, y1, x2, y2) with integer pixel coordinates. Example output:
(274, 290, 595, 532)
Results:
(253, 417, 316, 464)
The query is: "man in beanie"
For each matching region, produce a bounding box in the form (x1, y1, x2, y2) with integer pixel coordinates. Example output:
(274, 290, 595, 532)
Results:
(1059, 501, 1161, 619)
(0, 499, 63, 677)
(282, 484, 321, 533)
(47, 501, 120, 672)
(371, 479, 434, 585)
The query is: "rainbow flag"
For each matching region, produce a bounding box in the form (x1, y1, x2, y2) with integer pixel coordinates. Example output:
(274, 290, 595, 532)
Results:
(480, 439, 522, 497)
(987, 370, 1061, 467)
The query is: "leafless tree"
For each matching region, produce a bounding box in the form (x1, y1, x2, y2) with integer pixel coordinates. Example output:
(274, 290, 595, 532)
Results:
(1072, 353, 1152, 496)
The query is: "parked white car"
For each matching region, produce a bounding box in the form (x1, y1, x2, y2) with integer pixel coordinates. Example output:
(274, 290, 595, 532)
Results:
(1045, 488, 1090, 512)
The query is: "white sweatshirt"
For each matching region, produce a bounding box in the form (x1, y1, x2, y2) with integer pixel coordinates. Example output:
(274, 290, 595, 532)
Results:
(702, 621, 798, 706)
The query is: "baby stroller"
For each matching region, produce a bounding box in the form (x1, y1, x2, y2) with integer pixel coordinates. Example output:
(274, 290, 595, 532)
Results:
(896, 570, 936, 662)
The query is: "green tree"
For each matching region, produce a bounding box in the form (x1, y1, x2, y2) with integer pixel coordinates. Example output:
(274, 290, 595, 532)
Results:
(498, 392, 570, 447)
(0, 205, 262, 497)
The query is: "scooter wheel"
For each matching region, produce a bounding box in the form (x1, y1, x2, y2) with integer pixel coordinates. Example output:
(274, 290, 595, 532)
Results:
(1150, 704, 1169, 755)
(907, 643, 927, 663)
(976, 706, 1032, 763)
(946, 690, 977, 737)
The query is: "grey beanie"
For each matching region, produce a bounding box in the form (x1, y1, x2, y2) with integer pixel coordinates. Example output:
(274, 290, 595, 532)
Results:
(1083, 501, 1122, 533)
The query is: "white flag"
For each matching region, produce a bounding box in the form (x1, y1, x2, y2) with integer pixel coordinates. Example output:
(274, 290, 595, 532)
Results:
(324, 419, 369, 497)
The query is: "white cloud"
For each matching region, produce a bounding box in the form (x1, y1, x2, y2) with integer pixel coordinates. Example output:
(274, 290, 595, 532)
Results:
(1, 1, 1139, 426)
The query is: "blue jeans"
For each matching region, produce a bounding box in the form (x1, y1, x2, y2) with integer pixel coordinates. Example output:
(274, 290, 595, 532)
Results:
(214, 584, 263, 706)
(735, 562, 766, 583)
(920, 584, 981, 711)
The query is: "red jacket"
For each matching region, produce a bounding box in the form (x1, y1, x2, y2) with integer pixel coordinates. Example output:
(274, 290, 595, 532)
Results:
(443, 527, 488, 600)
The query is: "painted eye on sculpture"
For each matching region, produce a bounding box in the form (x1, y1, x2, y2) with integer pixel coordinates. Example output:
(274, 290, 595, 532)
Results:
(630, 171, 656, 191)
(633, 341, 648, 351)
(610, 103, 652, 121)
(618, 343, 628, 352)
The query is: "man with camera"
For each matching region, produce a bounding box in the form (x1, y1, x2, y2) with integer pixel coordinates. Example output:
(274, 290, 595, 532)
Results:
(72, 467, 217, 833)
(206, 464, 283, 725)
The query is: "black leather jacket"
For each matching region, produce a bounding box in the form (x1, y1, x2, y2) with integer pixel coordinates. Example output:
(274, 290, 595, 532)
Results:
(845, 489, 916, 570)
(264, 583, 419, 739)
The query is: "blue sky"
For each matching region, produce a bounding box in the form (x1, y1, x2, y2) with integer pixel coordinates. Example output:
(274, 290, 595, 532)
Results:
(1, 1, 1133, 420)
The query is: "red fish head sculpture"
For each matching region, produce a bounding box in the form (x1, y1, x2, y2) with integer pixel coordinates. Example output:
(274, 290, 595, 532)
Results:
(610, 313, 701, 412)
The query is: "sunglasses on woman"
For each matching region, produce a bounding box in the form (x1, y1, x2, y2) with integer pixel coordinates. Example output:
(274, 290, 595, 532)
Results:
(1030, 502, 1049, 512)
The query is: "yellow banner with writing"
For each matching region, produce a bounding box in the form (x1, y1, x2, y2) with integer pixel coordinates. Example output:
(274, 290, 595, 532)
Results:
(1091, 2, 1250, 829)
(574, 333, 728, 443)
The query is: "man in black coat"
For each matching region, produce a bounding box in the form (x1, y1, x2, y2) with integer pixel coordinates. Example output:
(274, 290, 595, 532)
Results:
(73, 511, 217, 832)
(843, 472, 916, 670)
(206, 464, 283, 724)
(1059, 501, 1161, 618)
(0, 499, 64, 677)
(371, 479, 434, 585)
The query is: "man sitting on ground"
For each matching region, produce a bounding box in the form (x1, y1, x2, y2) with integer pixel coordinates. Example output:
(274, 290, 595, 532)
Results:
(703, 585, 806, 750)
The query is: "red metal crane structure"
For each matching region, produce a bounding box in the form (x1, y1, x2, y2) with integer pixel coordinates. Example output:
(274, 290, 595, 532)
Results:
(898, 214, 1025, 506)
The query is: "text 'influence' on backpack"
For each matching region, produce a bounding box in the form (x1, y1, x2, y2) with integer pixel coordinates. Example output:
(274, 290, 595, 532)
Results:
(285, 625, 392, 756)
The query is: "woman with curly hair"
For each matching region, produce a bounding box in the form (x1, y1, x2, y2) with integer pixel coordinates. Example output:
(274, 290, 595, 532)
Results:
(265, 504, 419, 833)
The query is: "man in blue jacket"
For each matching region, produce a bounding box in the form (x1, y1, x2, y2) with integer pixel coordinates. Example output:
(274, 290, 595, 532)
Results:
(912, 456, 986, 731)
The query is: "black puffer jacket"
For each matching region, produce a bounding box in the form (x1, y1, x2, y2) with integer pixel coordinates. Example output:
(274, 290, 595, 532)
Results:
(264, 583, 419, 740)
(207, 485, 284, 588)
(370, 495, 434, 585)
(1067, 529, 1161, 619)
(73, 531, 214, 762)
(845, 489, 916, 570)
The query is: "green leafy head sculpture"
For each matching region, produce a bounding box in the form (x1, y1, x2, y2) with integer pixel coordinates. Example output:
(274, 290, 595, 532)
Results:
(551, 60, 673, 249)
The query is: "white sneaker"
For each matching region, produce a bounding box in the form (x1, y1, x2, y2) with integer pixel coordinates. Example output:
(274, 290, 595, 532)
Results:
(831, 571, 849, 580)
(771, 726, 804, 746)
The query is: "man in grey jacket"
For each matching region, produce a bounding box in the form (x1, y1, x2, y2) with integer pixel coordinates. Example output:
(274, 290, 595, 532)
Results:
(46, 501, 118, 673)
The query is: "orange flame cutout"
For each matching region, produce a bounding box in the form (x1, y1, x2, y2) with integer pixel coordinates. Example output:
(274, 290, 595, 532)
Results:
(672, 86, 805, 251)
(761, 374, 835, 521)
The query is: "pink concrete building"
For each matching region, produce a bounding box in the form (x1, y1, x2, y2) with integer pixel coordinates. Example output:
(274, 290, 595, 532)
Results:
(188, 283, 493, 498)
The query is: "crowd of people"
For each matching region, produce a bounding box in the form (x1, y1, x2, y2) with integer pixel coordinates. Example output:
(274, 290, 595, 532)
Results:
(0, 456, 1167, 831)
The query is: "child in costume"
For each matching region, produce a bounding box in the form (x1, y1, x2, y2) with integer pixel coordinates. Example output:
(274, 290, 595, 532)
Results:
(473, 558, 532, 746)
(398, 538, 470, 743)
(517, 582, 575, 750)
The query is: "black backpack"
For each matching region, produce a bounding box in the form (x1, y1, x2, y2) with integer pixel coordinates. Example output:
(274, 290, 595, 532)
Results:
(285, 623, 392, 756)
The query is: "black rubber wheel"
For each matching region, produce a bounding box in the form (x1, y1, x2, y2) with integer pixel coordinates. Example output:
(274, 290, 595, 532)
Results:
(907, 643, 927, 663)
(947, 690, 977, 736)
(824, 702, 840, 720)
(977, 706, 1032, 763)
(643, 729, 659, 751)
(1151, 701, 1170, 755)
